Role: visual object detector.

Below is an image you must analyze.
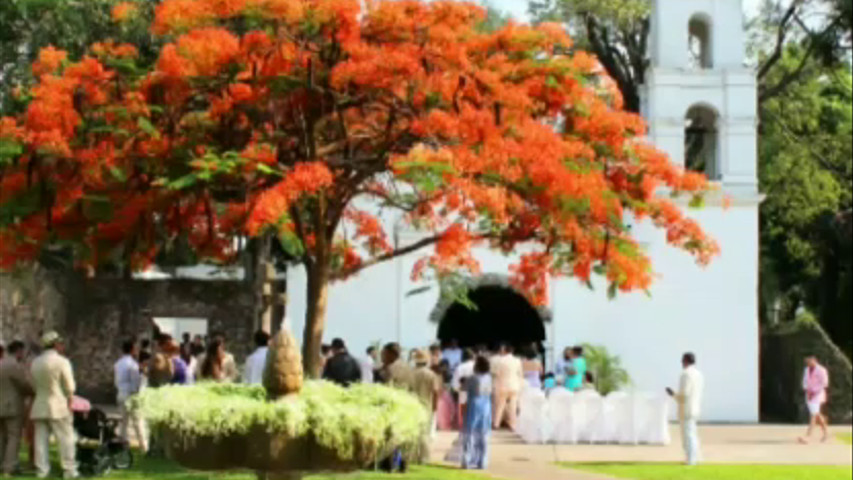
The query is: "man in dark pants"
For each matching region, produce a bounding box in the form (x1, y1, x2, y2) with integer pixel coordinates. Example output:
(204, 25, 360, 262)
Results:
(321, 339, 362, 387)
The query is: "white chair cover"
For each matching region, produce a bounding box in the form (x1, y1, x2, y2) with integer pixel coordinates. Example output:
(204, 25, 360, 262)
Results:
(632, 392, 670, 444)
(548, 388, 576, 444)
(645, 395, 671, 445)
(516, 389, 550, 444)
(597, 391, 630, 444)
(575, 390, 603, 443)
(513, 388, 671, 446)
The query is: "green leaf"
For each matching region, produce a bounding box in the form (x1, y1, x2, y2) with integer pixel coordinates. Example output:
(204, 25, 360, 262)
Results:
(278, 227, 305, 258)
(425, 92, 442, 110)
(81, 196, 113, 222)
(607, 282, 618, 300)
(168, 175, 198, 190)
(0, 140, 23, 165)
(0, 187, 43, 226)
(688, 194, 705, 209)
(137, 117, 160, 139)
(256, 164, 280, 176)
(108, 166, 128, 182)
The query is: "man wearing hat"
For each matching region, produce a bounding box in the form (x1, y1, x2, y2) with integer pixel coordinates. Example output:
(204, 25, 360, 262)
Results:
(30, 331, 78, 479)
(411, 349, 441, 457)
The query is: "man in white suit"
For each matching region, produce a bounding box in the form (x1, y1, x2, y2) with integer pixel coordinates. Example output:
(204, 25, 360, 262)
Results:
(30, 331, 78, 479)
(668, 352, 704, 466)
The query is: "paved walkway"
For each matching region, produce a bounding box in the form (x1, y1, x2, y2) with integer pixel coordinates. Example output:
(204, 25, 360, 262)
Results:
(430, 425, 853, 480)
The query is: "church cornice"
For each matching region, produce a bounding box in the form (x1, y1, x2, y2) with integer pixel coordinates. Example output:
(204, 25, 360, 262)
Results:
(661, 183, 765, 207)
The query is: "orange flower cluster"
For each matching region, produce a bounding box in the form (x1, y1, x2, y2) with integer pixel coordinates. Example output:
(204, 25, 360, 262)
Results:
(157, 28, 240, 78)
(344, 209, 391, 255)
(90, 41, 139, 59)
(31, 46, 67, 78)
(510, 253, 552, 307)
(247, 162, 334, 236)
(411, 224, 481, 281)
(112, 2, 139, 22)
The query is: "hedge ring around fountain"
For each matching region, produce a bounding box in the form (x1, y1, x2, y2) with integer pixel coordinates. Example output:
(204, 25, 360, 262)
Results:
(135, 330, 429, 479)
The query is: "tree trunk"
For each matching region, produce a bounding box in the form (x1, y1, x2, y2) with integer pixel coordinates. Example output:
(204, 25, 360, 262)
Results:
(302, 260, 330, 378)
(250, 234, 273, 333)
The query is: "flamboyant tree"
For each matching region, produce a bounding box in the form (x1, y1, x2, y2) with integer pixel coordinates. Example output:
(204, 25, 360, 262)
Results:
(0, 0, 717, 375)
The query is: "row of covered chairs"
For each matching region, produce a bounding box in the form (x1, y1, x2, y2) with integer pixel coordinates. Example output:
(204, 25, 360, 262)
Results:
(515, 388, 671, 445)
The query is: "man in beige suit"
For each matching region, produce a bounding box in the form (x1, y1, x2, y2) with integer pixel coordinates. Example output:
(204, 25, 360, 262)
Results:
(0, 341, 34, 476)
(30, 332, 78, 479)
(491, 343, 524, 430)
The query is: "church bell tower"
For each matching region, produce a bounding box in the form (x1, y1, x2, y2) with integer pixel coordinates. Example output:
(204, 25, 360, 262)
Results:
(643, 0, 758, 196)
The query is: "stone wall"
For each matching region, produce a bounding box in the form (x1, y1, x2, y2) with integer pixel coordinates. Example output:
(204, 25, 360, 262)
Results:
(761, 320, 853, 424)
(65, 278, 268, 402)
(2, 269, 282, 403)
(0, 268, 66, 348)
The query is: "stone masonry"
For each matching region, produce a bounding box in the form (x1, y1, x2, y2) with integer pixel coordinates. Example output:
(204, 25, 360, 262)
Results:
(1, 268, 282, 403)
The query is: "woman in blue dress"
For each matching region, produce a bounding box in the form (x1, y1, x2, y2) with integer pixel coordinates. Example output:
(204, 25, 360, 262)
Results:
(462, 356, 492, 470)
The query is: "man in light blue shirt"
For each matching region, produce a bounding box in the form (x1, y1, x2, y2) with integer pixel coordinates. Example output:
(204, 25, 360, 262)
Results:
(114, 339, 148, 453)
(566, 346, 587, 391)
(441, 339, 463, 373)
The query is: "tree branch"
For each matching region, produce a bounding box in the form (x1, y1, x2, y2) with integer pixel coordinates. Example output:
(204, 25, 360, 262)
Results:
(585, 15, 642, 112)
(758, 0, 804, 81)
(289, 204, 312, 267)
(758, 39, 816, 103)
(331, 233, 445, 280)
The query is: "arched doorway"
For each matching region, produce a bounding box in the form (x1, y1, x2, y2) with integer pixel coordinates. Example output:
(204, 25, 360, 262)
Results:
(435, 284, 547, 352)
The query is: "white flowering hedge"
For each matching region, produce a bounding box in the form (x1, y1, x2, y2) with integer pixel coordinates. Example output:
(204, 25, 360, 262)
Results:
(134, 381, 429, 461)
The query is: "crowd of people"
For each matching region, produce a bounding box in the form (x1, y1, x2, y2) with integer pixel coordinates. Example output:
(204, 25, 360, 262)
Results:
(311, 338, 597, 470)
(0, 327, 835, 476)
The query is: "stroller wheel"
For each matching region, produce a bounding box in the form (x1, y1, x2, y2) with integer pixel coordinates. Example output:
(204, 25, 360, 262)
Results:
(91, 445, 112, 477)
(112, 445, 134, 470)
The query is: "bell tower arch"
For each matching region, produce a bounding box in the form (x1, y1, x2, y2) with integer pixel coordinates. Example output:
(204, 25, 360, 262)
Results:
(644, 0, 758, 195)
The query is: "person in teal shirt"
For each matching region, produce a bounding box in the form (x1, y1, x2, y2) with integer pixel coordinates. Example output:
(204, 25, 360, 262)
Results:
(566, 346, 587, 391)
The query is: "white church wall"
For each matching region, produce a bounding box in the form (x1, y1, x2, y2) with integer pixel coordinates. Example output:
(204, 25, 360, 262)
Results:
(550, 204, 759, 422)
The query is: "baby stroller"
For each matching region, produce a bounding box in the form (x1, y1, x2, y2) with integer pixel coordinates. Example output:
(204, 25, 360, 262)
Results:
(73, 405, 133, 476)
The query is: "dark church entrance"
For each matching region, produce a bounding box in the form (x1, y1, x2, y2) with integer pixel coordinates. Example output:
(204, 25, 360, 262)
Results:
(436, 285, 546, 352)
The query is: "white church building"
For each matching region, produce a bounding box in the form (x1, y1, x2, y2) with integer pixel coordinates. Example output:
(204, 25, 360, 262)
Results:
(287, 0, 763, 422)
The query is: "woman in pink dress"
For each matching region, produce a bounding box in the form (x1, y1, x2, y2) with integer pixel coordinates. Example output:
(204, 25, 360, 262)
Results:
(436, 388, 457, 430)
(435, 360, 457, 430)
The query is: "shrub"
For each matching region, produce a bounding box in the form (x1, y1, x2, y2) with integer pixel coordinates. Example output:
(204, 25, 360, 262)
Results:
(134, 381, 429, 461)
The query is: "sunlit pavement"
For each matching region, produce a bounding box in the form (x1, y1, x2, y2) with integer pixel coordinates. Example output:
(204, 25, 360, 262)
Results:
(430, 425, 853, 480)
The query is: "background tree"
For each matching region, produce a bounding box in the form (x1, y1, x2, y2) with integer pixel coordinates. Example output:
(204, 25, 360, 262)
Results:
(0, 0, 716, 376)
(528, 0, 650, 113)
(759, 45, 852, 355)
(0, 0, 159, 114)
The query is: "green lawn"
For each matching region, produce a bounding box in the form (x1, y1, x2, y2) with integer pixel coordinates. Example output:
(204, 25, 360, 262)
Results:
(837, 433, 852, 445)
(565, 463, 853, 480)
(14, 454, 496, 480)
